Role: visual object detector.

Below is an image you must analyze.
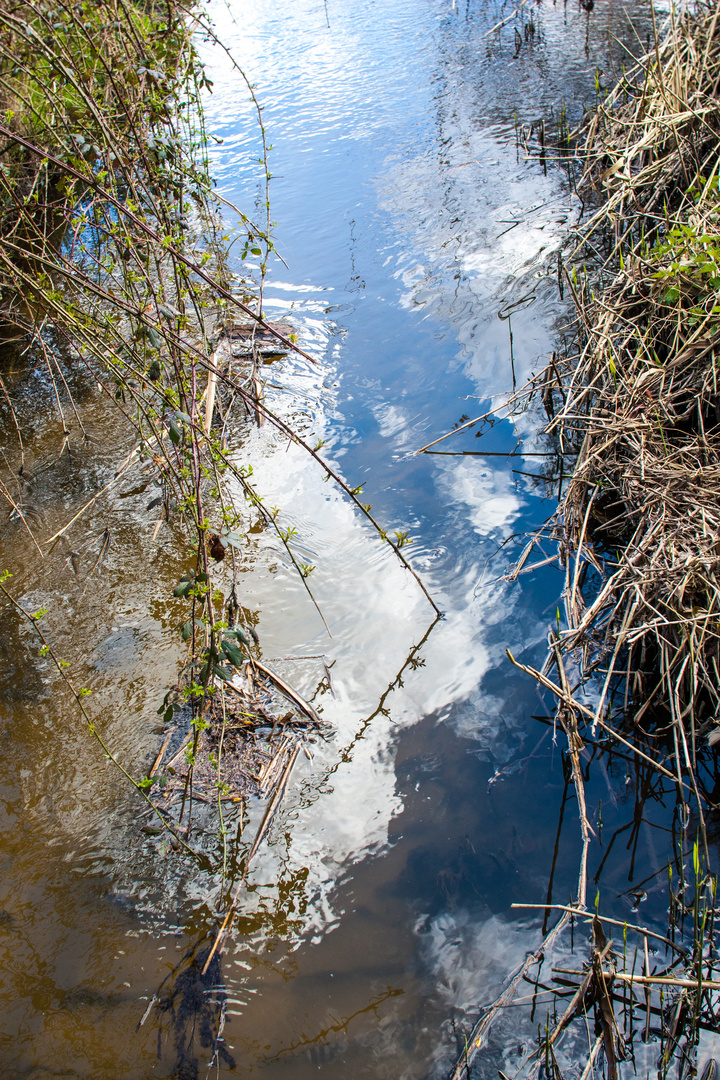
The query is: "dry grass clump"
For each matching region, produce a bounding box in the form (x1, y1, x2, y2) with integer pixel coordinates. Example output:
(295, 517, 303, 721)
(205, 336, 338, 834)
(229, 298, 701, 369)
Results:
(533, 1, 720, 819)
(495, 6, 720, 1077)
(437, 6, 720, 1078)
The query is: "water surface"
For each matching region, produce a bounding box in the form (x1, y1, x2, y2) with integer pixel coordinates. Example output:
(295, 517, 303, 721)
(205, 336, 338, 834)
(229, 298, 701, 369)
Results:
(0, 1, 679, 1077)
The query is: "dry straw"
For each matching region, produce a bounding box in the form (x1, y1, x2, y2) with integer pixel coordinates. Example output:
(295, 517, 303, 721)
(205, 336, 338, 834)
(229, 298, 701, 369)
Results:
(533, 0, 720, 846)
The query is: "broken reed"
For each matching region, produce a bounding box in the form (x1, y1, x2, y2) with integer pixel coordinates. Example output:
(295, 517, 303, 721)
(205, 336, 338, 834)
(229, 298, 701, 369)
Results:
(534, 0, 720, 846)
(520, 3, 720, 1074)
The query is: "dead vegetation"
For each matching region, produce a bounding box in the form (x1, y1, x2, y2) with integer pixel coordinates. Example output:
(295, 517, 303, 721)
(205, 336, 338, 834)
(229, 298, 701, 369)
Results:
(423, 3, 720, 1077)
(151, 655, 325, 818)
(0, 10, 443, 1035)
(525, 0, 720, 850)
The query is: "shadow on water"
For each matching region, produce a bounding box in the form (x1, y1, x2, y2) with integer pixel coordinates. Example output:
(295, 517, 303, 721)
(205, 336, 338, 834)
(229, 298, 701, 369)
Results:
(145, 943, 236, 1079)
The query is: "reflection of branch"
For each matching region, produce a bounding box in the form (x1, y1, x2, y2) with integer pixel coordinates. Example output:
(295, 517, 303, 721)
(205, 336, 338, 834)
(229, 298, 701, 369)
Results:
(451, 633, 632, 1080)
(222, 378, 441, 616)
(178, 616, 440, 991)
(258, 986, 404, 1065)
(448, 908, 575, 1080)
(542, 772, 570, 933)
(482, 0, 530, 38)
(294, 613, 442, 818)
(449, 724, 688, 1080)
(341, 612, 441, 758)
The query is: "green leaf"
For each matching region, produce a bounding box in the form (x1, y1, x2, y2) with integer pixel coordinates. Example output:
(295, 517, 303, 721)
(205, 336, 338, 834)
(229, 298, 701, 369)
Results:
(168, 419, 182, 445)
(222, 640, 245, 667)
(213, 664, 234, 683)
(220, 531, 243, 548)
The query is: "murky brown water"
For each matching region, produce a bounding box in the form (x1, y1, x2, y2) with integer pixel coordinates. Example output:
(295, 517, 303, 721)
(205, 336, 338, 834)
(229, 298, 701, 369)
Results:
(0, 1, 683, 1077)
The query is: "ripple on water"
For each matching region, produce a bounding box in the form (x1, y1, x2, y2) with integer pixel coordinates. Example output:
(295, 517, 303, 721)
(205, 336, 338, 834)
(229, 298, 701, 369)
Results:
(0, 0, 659, 1076)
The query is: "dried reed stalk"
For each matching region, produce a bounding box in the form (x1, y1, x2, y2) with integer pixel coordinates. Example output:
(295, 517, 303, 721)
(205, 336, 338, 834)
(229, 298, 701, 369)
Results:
(537, 0, 720, 835)
(446, 4, 720, 1076)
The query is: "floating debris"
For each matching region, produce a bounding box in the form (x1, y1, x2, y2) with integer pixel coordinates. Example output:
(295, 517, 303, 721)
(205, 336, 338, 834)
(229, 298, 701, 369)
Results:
(149, 659, 325, 824)
(225, 321, 297, 360)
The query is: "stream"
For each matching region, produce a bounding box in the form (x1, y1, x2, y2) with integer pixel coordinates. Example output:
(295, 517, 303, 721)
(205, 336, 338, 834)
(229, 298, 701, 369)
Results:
(0, 0, 687, 1077)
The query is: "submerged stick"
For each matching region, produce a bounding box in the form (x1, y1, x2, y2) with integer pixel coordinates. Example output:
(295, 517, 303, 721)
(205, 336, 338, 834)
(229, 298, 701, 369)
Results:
(201, 741, 300, 975)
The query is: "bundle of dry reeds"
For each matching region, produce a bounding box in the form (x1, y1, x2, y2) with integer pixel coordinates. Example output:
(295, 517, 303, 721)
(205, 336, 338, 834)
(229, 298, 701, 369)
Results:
(438, 5, 720, 1076)
(527, 0, 720, 835)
